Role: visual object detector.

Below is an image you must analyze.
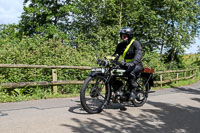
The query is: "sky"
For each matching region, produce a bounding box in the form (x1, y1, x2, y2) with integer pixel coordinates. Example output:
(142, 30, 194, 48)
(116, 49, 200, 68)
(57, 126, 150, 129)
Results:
(0, 0, 199, 54)
(0, 0, 24, 24)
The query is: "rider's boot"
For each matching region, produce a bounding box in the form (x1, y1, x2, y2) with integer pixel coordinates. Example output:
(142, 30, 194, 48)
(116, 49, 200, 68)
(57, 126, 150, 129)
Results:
(129, 90, 136, 101)
(128, 78, 137, 101)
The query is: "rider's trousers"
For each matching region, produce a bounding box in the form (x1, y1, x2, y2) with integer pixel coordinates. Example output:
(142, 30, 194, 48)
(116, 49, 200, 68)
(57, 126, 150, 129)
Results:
(127, 64, 143, 91)
(110, 64, 143, 92)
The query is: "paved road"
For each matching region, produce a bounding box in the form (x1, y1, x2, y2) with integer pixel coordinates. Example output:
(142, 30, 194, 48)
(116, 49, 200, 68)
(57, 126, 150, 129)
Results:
(0, 81, 200, 133)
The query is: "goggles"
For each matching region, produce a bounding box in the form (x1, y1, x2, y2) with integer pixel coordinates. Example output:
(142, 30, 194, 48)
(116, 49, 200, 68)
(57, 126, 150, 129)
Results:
(120, 28, 131, 33)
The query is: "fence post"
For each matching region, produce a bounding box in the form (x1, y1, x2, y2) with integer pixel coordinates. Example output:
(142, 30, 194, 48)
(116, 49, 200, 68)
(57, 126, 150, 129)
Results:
(199, 67, 200, 77)
(160, 74, 163, 88)
(198, 67, 200, 76)
(176, 72, 179, 84)
(52, 69, 58, 94)
(192, 69, 195, 79)
(196, 68, 198, 78)
(184, 71, 186, 78)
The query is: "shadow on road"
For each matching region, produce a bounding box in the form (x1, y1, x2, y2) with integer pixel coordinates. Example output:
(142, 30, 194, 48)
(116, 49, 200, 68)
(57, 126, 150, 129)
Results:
(64, 100, 200, 133)
(0, 106, 68, 114)
(172, 86, 200, 95)
(67, 101, 88, 115)
(191, 98, 200, 103)
(170, 80, 200, 95)
(0, 111, 8, 117)
(68, 100, 135, 114)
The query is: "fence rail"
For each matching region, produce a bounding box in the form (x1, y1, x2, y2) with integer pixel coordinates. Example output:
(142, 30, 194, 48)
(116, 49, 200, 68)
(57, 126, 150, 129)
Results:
(0, 64, 199, 93)
(0, 64, 92, 69)
(154, 68, 198, 87)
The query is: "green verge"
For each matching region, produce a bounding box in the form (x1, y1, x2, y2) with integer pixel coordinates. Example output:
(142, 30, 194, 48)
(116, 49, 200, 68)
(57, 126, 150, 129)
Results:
(0, 91, 80, 103)
(152, 76, 200, 90)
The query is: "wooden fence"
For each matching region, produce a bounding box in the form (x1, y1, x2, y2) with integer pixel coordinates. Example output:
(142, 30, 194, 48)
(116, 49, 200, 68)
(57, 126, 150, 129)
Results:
(0, 64, 199, 93)
(154, 68, 199, 87)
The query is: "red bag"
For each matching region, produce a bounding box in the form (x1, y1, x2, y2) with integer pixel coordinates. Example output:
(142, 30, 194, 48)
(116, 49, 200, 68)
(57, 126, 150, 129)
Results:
(143, 67, 154, 73)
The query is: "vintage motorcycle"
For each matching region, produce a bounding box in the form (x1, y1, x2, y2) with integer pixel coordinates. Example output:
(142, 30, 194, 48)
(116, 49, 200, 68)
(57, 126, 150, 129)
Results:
(80, 55, 154, 114)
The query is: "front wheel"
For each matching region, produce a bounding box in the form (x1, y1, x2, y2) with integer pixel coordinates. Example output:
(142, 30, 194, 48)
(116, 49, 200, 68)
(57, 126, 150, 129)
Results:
(80, 75, 110, 114)
(132, 77, 149, 107)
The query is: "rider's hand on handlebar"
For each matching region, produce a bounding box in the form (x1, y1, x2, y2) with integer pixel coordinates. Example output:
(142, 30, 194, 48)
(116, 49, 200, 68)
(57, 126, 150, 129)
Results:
(110, 58, 116, 64)
(118, 60, 126, 67)
(97, 59, 109, 67)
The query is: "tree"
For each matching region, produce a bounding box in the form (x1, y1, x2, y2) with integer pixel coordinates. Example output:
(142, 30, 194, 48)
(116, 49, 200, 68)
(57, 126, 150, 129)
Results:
(121, 0, 200, 55)
(19, 0, 75, 37)
(0, 24, 20, 44)
(197, 45, 200, 54)
(18, 0, 200, 59)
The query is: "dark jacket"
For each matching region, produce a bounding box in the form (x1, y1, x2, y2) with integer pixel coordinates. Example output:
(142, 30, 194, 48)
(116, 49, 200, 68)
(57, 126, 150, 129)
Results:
(113, 40, 143, 70)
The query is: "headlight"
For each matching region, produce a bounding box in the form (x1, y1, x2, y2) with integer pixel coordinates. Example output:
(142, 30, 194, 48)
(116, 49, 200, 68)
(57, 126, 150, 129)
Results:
(101, 68, 105, 73)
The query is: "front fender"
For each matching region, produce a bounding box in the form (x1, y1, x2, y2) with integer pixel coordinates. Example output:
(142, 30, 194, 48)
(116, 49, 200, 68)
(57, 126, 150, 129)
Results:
(88, 72, 106, 77)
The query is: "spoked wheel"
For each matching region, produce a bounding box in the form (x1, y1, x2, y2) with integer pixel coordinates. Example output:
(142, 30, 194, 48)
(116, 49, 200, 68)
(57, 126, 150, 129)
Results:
(132, 77, 149, 107)
(80, 75, 110, 114)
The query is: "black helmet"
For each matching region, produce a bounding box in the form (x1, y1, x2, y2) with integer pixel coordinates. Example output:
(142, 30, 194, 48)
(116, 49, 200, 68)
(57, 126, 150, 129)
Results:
(120, 27, 133, 40)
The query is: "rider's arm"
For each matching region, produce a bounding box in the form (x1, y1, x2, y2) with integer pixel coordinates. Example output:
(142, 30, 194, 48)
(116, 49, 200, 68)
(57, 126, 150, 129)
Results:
(132, 40, 143, 65)
(113, 42, 123, 57)
(119, 41, 142, 70)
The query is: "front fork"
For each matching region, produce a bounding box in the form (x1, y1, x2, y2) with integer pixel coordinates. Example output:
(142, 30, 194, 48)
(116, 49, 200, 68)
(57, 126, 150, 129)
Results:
(89, 73, 112, 108)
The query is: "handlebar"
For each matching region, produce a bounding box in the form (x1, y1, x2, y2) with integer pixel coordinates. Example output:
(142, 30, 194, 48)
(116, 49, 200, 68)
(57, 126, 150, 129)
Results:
(97, 54, 120, 68)
(97, 59, 109, 67)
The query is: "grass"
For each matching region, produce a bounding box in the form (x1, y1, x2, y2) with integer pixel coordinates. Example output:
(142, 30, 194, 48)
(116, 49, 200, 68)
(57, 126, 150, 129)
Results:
(152, 76, 200, 90)
(0, 91, 80, 103)
(183, 54, 200, 67)
(152, 53, 200, 90)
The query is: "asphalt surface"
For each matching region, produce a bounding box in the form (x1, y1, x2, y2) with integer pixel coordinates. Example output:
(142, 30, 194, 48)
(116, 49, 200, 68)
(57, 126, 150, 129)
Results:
(0, 81, 200, 133)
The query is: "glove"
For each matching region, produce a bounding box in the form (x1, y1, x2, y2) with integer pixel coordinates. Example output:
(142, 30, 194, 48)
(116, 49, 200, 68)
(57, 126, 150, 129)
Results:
(97, 59, 103, 65)
(118, 60, 136, 70)
(125, 63, 136, 73)
(118, 60, 126, 68)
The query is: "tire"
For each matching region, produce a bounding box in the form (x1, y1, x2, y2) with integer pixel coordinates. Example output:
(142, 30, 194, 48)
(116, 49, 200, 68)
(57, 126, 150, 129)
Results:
(80, 75, 111, 114)
(132, 77, 149, 107)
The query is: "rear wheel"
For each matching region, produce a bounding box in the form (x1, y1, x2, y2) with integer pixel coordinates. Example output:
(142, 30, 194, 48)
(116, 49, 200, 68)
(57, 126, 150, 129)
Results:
(80, 75, 110, 114)
(132, 77, 149, 107)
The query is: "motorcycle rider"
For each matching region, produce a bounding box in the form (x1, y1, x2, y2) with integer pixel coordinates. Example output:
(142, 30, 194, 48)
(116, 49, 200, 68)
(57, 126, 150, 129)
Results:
(113, 27, 143, 101)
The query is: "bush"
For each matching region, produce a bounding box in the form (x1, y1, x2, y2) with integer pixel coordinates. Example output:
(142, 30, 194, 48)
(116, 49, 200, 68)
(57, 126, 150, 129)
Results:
(0, 35, 98, 96)
(142, 49, 166, 71)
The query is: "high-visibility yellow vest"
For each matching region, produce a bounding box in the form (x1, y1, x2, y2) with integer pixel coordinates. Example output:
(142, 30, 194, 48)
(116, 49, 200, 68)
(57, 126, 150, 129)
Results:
(122, 39, 135, 62)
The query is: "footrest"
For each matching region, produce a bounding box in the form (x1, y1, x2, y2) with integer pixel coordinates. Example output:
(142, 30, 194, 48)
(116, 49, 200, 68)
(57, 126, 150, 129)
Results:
(148, 91, 155, 93)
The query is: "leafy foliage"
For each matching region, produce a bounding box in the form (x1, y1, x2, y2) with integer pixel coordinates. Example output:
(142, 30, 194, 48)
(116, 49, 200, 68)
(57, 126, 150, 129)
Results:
(0, 35, 96, 96)
(18, 0, 200, 57)
(0, 0, 200, 101)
